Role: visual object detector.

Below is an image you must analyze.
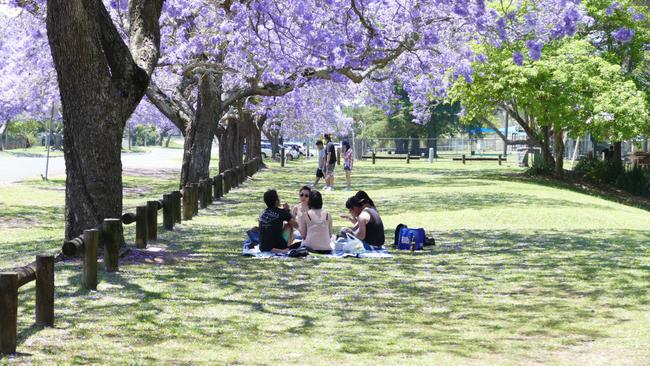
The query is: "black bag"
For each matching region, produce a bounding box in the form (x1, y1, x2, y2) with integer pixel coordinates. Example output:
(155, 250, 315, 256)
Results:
(287, 247, 309, 258)
(394, 223, 408, 247)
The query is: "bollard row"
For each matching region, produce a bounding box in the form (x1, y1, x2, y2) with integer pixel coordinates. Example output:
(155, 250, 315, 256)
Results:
(2, 158, 268, 356)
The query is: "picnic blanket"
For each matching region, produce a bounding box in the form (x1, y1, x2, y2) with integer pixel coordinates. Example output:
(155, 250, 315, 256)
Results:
(242, 240, 393, 259)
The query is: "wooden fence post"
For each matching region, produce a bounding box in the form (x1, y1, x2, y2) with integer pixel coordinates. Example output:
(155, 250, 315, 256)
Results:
(83, 229, 99, 290)
(191, 183, 199, 215)
(207, 178, 214, 203)
(146, 201, 158, 241)
(199, 180, 208, 209)
(136, 206, 148, 249)
(462, 154, 466, 165)
(162, 194, 174, 230)
(0, 272, 18, 354)
(498, 154, 503, 166)
(337, 148, 341, 165)
(281, 148, 285, 167)
(35, 254, 54, 327)
(406, 154, 411, 164)
(172, 190, 182, 224)
(103, 218, 121, 272)
(215, 174, 223, 199)
(372, 152, 376, 165)
(223, 171, 231, 194)
(182, 186, 193, 220)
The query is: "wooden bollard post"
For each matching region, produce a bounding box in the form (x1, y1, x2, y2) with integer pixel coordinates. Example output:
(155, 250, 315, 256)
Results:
(183, 186, 193, 220)
(146, 201, 158, 241)
(281, 147, 285, 167)
(406, 154, 411, 164)
(498, 154, 503, 166)
(337, 148, 341, 165)
(223, 171, 230, 194)
(172, 191, 182, 224)
(462, 154, 466, 165)
(83, 229, 99, 290)
(372, 152, 376, 165)
(136, 206, 148, 249)
(35, 254, 55, 326)
(162, 194, 174, 230)
(191, 183, 199, 215)
(199, 180, 208, 209)
(103, 218, 121, 273)
(207, 178, 214, 203)
(0, 272, 18, 354)
(215, 174, 223, 199)
(235, 166, 242, 187)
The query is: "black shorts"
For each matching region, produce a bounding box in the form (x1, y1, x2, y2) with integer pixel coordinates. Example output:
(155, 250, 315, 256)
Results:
(316, 168, 324, 178)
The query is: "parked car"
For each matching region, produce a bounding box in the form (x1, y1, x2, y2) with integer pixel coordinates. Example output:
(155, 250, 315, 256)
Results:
(284, 141, 307, 156)
(280, 144, 301, 160)
(261, 142, 272, 159)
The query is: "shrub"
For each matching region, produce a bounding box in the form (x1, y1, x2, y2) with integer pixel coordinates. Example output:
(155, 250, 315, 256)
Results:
(574, 157, 623, 185)
(527, 152, 554, 175)
(616, 168, 650, 197)
(574, 156, 649, 197)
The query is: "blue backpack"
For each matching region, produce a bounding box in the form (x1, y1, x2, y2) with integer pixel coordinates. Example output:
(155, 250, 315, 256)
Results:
(394, 224, 435, 250)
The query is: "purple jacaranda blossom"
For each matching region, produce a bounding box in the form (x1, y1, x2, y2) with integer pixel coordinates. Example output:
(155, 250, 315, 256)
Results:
(612, 27, 635, 43)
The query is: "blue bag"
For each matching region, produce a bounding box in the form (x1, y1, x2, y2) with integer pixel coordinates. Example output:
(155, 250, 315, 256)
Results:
(397, 227, 425, 250)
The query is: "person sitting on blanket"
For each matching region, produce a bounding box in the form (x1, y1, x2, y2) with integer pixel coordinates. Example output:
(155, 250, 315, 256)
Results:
(299, 190, 333, 254)
(291, 185, 312, 239)
(340, 190, 376, 227)
(259, 189, 300, 253)
(342, 196, 385, 249)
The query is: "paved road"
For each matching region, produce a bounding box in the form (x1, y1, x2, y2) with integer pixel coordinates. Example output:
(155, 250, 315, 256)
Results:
(0, 148, 184, 184)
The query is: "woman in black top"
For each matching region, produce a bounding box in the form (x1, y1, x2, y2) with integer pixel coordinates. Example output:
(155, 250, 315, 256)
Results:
(342, 196, 385, 248)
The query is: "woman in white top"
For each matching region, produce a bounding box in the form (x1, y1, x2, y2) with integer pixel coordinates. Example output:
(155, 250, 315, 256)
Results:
(291, 185, 311, 239)
(299, 190, 333, 253)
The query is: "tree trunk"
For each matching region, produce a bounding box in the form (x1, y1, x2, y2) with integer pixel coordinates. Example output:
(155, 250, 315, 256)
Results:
(409, 137, 420, 156)
(165, 134, 172, 147)
(553, 127, 564, 177)
(179, 73, 220, 187)
(541, 126, 554, 166)
(0, 121, 8, 151)
(613, 141, 622, 163)
(46, 0, 163, 239)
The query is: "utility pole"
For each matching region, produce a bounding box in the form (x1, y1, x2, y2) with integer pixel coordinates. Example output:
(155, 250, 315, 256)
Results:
(43, 102, 56, 181)
(503, 112, 509, 157)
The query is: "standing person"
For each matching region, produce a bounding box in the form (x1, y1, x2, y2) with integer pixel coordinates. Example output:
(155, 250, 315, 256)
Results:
(342, 141, 353, 191)
(324, 133, 336, 191)
(259, 189, 299, 253)
(312, 140, 326, 187)
(299, 190, 334, 253)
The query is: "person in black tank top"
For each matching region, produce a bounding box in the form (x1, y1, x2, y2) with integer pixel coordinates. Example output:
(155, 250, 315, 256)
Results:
(342, 196, 385, 249)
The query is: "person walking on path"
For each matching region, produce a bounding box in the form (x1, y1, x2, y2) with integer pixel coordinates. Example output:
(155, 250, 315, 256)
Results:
(312, 140, 326, 187)
(324, 133, 336, 191)
(342, 140, 353, 191)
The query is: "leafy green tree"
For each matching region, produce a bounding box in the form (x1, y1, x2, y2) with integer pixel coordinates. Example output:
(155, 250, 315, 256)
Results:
(452, 40, 648, 176)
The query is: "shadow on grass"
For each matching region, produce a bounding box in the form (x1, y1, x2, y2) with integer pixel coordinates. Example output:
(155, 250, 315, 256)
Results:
(486, 172, 650, 213)
(62, 222, 648, 359)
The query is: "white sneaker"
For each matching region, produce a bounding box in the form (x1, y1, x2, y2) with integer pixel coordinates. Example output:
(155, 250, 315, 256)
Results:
(322, 185, 330, 190)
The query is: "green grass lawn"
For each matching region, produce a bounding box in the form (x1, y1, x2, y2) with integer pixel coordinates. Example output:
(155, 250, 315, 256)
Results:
(0, 146, 64, 158)
(1, 159, 650, 365)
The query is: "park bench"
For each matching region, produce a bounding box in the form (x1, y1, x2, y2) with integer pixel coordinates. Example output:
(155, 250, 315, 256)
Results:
(452, 154, 505, 165)
(362, 152, 421, 164)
